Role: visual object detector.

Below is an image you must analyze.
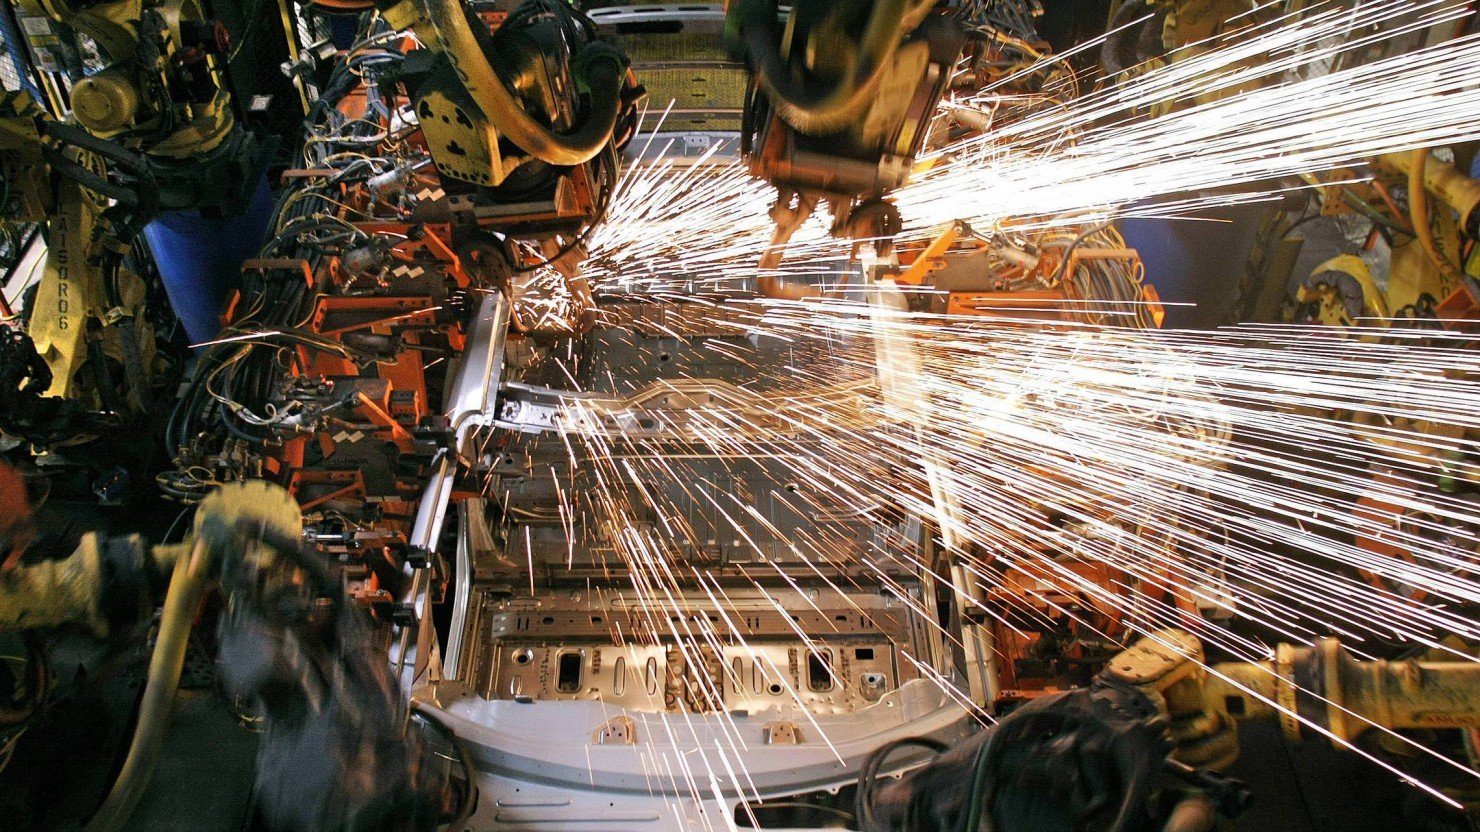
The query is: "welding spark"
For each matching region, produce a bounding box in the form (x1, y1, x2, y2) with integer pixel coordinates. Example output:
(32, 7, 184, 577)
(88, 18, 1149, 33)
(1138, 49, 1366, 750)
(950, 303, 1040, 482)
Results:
(533, 306, 1480, 806)
(585, 0, 1480, 296)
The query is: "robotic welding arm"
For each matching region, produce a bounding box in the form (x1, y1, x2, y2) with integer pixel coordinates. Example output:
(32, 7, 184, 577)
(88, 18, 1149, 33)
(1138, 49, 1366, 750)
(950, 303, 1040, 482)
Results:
(211, 483, 445, 832)
(0, 480, 446, 832)
(375, 0, 644, 185)
(727, 0, 938, 136)
(727, 1, 964, 293)
(858, 629, 1480, 832)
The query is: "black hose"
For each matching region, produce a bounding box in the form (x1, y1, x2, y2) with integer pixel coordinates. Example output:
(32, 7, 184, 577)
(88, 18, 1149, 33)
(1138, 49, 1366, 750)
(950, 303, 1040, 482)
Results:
(43, 122, 149, 171)
(42, 122, 159, 219)
(856, 736, 951, 831)
(41, 152, 138, 206)
(1045, 221, 1113, 286)
(1099, 0, 1163, 77)
(410, 705, 478, 832)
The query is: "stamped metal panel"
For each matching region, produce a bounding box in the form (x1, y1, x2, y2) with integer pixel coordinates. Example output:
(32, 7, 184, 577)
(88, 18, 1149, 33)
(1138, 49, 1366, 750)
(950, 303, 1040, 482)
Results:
(461, 588, 929, 714)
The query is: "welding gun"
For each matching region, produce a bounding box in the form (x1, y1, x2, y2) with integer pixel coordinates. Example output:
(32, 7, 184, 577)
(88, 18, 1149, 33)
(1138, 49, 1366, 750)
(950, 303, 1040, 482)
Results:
(726, 1, 965, 296)
(0, 480, 444, 832)
(858, 628, 1480, 832)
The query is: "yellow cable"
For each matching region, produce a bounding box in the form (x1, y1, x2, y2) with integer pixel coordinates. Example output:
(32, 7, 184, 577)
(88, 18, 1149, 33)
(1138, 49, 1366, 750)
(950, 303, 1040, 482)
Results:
(1408, 150, 1465, 286)
(84, 540, 211, 832)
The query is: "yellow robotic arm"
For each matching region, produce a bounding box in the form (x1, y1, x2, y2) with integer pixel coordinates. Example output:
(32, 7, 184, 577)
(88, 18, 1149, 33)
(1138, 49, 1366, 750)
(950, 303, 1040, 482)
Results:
(377, 0, 638, 186)
(858, 628, 1479, 832)
(1104, 628, 1480, 769)
(14, 0, 238, 154)
(0, 481, 304, 832)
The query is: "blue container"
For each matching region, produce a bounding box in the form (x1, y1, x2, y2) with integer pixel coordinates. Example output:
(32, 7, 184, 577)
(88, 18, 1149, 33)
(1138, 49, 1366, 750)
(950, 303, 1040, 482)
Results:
(1119, 201, 1269, 329)
(325, 12, 363, 49)
(143, 174, 274, 346)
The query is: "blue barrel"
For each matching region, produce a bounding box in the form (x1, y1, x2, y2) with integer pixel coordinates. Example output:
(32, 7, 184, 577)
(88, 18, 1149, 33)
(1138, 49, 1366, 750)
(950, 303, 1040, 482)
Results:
(143, 173, 274, 346)
(1119, 201, 1270, 329)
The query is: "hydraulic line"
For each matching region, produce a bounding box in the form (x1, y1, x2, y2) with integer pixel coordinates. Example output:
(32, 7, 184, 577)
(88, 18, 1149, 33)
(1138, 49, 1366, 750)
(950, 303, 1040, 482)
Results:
(1408, 149, 1467, 285)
